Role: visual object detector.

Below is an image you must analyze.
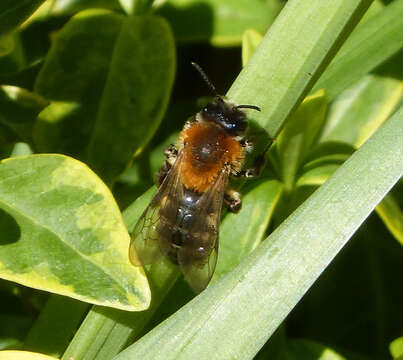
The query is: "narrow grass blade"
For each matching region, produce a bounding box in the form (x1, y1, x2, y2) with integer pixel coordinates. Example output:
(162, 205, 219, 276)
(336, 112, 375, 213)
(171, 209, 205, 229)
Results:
(227, 0, 373, 136)
(312, 0, 403, 99)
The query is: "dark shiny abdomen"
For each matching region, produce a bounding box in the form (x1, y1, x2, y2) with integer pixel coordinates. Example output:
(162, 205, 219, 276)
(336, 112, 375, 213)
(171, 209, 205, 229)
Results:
(157, 188, 207, 265)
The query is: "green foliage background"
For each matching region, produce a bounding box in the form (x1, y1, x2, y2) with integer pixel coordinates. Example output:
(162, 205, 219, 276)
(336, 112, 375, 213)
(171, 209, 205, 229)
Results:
(0, 0, 402, 360)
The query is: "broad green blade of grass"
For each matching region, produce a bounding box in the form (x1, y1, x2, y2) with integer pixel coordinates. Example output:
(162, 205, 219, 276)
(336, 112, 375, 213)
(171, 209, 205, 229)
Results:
(155, 0, 282, 46)
(227, 0, 373, 137)
(0, 154, 150, 311)
(114, 104, 403, 359)
(0, 0, 45, 37)
(34, 9, 175, 184)
(0, 350, 58, 360)
(312, 0, 403, 99)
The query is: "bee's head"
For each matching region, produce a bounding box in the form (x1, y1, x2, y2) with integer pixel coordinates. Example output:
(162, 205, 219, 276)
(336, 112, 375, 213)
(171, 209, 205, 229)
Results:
(191, 62, 260, 136)
(201, 97, 260, 136)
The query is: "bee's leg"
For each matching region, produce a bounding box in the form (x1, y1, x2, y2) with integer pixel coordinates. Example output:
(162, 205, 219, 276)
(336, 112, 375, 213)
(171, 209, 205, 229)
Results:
(164, 144, 178, 163)
(236, 138, 274, 178)
(156, 160, 171, 186)
(224, 188, 242, 213)
(157, 144, 178, 186)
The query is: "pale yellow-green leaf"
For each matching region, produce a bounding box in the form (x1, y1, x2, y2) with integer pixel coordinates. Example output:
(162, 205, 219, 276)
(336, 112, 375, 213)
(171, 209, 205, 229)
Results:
(0, 154, 150, 311)
(0, 350, 58, 360)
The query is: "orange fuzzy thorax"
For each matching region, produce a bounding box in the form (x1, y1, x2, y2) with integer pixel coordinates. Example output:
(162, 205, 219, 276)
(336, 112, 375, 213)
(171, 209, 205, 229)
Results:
(179, 122, 244, 193)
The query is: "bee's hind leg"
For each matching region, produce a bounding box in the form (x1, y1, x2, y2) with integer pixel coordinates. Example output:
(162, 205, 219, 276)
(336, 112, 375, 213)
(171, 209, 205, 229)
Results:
(224, 188, 242, 213)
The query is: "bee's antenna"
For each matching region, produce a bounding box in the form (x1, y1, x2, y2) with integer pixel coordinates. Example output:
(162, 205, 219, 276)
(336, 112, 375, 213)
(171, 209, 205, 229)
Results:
(235, 104, 261, 112)
(191, 62, 219, 97)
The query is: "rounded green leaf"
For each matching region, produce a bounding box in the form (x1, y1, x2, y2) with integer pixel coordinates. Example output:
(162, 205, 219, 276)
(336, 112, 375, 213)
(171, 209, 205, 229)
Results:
(34, 10, 175, 183)
(0, 154, 150, 311)
(155, 0, 281, 46)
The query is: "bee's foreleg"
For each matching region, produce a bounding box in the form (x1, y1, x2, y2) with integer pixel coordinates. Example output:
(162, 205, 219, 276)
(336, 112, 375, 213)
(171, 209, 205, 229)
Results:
(236, 138, 274, 178)
(157, 144, 179, 185)
(164, 144, 178, 164)
(224, 188, 242, 213)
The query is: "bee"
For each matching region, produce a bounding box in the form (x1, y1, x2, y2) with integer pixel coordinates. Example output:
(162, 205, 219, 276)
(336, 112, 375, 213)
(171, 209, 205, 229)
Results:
(129, 63, 267, 293)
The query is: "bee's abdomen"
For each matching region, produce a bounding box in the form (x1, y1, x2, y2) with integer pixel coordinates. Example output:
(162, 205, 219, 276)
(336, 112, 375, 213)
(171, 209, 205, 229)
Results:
(157, 189, 209, 265)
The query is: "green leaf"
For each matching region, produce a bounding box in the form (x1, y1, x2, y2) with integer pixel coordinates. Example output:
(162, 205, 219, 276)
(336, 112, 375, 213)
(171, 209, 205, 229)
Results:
(0, 154, 150, 311)
(0, 34, 14, 57)
(50, 0, 122, 15)
(155, 0, 281, 46)
(227, 0, 373, 137)
(320, 75, 402, 147)
(34, 10, 175, 183)
(376, 193, 403, 246)
(113, 102, 403, 359)
(0, 350, 58, 360)
(312, 0, 403, 99)
(284, 339, 347, 360)
(0, 85, 48, 143)
(276, 90, 328, 190)
(10, 142, 33, 157)
(0, 0, 46, 37)
(212, 179, 283, 282)
(23, 295, 89, 358)
(390, 337, 403, 359)
(119, 0, 154, 14)
(241, 29, 263, 67)
(296, 164, 340, 187)
(0, 338, 21, 351)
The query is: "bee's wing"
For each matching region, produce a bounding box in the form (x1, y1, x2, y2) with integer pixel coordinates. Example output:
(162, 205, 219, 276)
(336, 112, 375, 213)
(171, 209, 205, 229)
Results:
(178, 168, 229, 293)
(129, 151, 184, 266)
